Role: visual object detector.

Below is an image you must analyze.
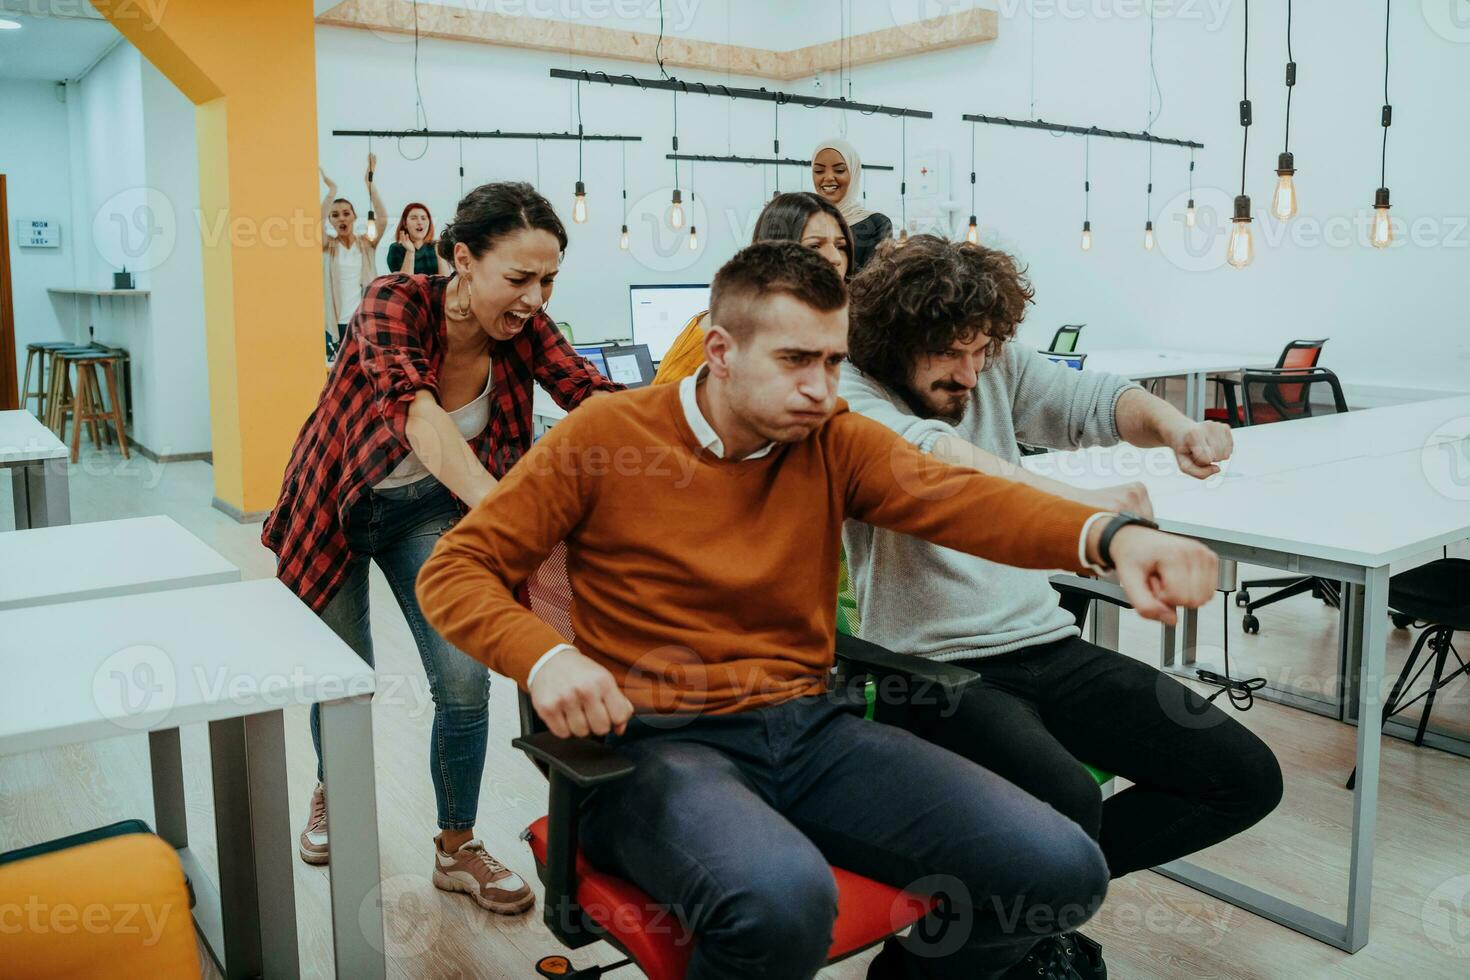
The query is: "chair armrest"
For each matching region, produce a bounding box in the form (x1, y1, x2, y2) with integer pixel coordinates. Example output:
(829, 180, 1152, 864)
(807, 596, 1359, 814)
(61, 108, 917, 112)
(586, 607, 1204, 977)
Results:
(1050, 573, 1133, 631)
(835, 632, 984, 693)
(512, 732, 636, 789)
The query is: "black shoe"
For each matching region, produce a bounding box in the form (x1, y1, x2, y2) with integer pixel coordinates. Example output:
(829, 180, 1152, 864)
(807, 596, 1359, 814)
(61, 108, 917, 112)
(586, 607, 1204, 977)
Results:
(1067, 932, 1107, 980)
(866, 937, 919, 980)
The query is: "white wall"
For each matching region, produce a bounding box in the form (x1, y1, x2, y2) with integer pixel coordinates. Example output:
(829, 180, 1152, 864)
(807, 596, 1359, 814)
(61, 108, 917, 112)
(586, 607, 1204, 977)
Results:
(61, 42, 210, 456)
(0, 80, 75, 388)
(318, 1, 1470, 399)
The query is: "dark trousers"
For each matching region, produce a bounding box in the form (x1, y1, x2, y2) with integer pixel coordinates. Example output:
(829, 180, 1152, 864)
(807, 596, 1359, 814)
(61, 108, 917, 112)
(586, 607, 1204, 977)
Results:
(878, 637, 1284, 879)
(579, 694, 1110, 980)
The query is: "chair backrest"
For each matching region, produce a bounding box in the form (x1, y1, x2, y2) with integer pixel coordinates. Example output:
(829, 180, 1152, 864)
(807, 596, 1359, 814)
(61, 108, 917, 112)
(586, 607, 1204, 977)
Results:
(1273, 338, 1327, 405)
(1039, 351, 1087, 370)
(1048, 324, 1084, 354)
(1240, 367, 1348, 425)
(517, 543, 577, 738)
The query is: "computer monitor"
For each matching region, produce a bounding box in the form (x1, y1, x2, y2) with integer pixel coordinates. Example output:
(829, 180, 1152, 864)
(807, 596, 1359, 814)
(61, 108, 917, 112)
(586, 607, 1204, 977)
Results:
(630, 283, 710, 362)
(575, 343, 656, 388)
(1039, 351, 1087, 370)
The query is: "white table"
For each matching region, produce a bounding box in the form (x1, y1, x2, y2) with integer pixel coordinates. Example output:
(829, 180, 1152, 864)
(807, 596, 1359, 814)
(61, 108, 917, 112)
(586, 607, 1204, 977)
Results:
(0, 579, 386, 979)
(0, 516, 239, 610)
(1, 410, 70, 528)
(1026, 397, 1470, 953)
(1081, 348, 1276, 420)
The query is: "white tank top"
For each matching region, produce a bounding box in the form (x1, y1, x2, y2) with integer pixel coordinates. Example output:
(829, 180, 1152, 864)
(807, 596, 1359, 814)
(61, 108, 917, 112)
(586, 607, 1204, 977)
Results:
(373, 367, 493, 490)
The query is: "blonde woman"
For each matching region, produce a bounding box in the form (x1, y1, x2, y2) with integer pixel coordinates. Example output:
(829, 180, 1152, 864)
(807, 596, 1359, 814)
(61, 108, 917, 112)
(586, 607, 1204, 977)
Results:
(322, 152, 389, 356)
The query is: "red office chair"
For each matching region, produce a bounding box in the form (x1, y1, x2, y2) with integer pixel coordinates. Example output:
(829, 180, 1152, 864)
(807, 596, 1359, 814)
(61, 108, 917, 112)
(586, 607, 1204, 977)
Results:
(1206, 338, 1328, 426)
(1230, 367, 1351, 634)
(512, 545, 974, 979)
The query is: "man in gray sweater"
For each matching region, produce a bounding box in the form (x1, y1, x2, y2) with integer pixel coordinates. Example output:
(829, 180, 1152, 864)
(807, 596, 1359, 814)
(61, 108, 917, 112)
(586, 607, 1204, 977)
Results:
(842, 236, 1283, 980)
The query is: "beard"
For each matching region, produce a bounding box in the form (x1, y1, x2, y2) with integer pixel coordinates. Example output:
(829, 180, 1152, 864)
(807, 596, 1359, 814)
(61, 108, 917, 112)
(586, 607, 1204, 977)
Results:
(898, 381, 969, 424)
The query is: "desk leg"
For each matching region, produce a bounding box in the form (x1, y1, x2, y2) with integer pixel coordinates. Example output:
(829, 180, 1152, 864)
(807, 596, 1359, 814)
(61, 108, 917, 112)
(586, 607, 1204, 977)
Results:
(319, 694, 386, 980)
(10, 460, 71, 528)
(1179, 607, 1199, 666)
(1088, 600, 1120, 651)
(208, 710, 301, 979)
(1183, 371, 1201, 420)
(1338, 583, 1364, 724)
(1345, 566, 1388, 950)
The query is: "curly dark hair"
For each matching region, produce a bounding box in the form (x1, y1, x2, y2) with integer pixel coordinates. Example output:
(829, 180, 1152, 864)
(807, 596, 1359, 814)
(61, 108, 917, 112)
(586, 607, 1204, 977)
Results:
(710, 240, 846, 342)
(847, 235, 1035, 391)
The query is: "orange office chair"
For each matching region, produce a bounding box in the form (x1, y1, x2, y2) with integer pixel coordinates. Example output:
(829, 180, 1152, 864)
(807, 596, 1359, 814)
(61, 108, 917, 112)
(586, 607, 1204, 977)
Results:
(1206, 338, 1328, 426)
(512, 546, 978, 979)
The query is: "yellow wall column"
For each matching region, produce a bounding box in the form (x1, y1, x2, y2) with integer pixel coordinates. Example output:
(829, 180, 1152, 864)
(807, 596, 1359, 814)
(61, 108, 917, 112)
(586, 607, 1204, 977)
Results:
(95, 0, 324, 518)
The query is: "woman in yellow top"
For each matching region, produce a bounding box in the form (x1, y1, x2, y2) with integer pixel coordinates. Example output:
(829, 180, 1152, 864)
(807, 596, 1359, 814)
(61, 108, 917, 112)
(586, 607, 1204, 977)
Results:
(651, 191, 855, 385)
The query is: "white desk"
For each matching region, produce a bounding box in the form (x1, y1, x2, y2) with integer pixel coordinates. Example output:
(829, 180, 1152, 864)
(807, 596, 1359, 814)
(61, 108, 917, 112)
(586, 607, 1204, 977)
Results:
(0, 516, 239, 610)
(0, 410, 70, 528)
(0, 579, 386, 979)
(1026, 400, 1470, 953)
(1082, 348, 1276, 420)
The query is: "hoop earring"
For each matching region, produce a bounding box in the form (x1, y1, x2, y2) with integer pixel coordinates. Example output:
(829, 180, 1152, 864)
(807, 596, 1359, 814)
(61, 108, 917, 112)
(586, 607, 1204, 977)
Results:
(448, 275, 473, 320)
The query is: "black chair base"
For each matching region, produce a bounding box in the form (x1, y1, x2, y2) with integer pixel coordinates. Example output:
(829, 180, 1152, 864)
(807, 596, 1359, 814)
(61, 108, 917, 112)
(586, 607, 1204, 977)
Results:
(1347, 624, 1469, 789)
(1235, 577, 1340, 634)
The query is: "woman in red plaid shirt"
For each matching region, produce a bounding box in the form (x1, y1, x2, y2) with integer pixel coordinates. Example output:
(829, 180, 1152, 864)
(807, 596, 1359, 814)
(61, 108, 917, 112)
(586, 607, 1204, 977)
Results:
(263, 182, 620, 915)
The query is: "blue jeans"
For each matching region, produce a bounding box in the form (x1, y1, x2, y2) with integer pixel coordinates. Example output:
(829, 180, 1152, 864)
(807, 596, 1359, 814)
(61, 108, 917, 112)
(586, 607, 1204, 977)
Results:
(309, 476, 490, 831)
(580, 694, 1109, 980)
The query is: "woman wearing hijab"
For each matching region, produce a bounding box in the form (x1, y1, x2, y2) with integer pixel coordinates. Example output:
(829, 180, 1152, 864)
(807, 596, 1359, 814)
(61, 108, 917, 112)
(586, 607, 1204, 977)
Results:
(811, 138, 893, 271)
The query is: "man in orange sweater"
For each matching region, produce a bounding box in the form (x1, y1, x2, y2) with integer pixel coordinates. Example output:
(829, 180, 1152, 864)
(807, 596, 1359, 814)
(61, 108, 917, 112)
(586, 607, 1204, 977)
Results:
(418, 242, 1217, 980)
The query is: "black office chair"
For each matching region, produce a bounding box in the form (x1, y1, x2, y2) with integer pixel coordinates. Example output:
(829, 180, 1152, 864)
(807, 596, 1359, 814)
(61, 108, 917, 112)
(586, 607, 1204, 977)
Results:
(1047, 324, 1085, 354)
(1208, 338, 1329, 427)
(1233, 367, 1351, 634)
(1346, 558, 1470, 789)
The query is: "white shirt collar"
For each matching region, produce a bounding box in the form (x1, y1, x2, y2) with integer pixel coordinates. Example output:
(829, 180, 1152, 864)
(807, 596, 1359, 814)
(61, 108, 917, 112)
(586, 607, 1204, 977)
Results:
(678, 365, 775, 460)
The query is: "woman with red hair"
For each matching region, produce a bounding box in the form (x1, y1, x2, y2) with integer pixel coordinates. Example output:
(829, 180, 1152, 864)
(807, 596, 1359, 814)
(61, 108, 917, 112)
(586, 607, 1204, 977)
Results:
(388, 201, 452, 276)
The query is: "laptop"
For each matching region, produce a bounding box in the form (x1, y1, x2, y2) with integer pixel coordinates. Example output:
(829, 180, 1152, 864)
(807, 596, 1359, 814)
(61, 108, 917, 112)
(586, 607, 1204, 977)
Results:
(575, 343, 656, 388)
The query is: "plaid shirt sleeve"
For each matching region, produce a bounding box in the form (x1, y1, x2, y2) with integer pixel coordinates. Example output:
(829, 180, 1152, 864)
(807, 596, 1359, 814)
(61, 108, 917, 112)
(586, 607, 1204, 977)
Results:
(529, 315, 624, 411)
(356, 276, 441, 450)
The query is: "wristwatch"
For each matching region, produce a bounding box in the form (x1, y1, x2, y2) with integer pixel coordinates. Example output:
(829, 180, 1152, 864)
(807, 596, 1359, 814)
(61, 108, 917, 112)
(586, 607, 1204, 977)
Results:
(1097, 512, 1160, 571)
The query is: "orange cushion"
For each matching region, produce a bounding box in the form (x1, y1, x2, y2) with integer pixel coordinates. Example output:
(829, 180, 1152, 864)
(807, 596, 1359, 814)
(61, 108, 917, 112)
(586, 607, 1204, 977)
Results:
(0, 834, 201, 980)
(525, 816, 930, 980)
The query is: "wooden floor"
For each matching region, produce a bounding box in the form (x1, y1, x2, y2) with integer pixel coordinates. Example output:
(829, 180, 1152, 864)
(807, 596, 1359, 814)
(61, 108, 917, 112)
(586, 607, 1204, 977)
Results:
(2, 444, 1468, 979)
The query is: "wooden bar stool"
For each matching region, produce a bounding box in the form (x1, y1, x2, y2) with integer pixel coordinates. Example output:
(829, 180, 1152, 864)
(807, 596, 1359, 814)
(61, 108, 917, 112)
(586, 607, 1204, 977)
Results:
(45, 346, 97, 434)
(19, 341, 76, 420)
(51, 349, 130, 463)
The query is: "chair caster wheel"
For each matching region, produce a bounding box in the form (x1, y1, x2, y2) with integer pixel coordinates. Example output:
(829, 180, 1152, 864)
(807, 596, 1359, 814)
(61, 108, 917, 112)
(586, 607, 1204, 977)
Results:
(537, 956, 605, 979)
(1391, 613, 1413, 630)
(1242, 614, 1260, 635)
(1235, 591, 1250, 607)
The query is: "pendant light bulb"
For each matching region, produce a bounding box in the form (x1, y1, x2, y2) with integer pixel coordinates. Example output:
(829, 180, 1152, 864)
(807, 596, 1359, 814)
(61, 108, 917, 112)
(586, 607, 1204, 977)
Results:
(1371, 187, 1393, 249)
(897, 227, 909, 246)
(688, 226, 699, 251)
(572, 181, 588, 224)
(619, 224, 630, 250)
(1185, 200, 1197, 228)
(366, 211, 378, 243)
(1226, 195, 1255, 269)
(1270, 153, 1298, 221)
(1080, 220, 1092, 251)
(965, 215, 979, 245)
(668, 189, 684, 230)
(1143, 220, 1155, 251)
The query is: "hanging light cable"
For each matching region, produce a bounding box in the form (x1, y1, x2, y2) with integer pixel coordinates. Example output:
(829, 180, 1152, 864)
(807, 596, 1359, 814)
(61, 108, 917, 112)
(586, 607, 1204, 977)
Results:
(1227, 0, 1255, 268)
(1371, 0, 1393, 248)
(898, 115, 909, 243)
(1185, 148, 1196, 227)
(572, 80, 588, 223)
(1081, 133, 1093, 251)
(1271, 0, 1299, 221)
(667, 87, 684, 229)
(772, 99, 782, 199)
(1143, 2, 1157, 251)
(966, 121, 979, 244)
(457, 134, 465, 199)
(619, 140, 630, 250)
(688, 161, 699, 250)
